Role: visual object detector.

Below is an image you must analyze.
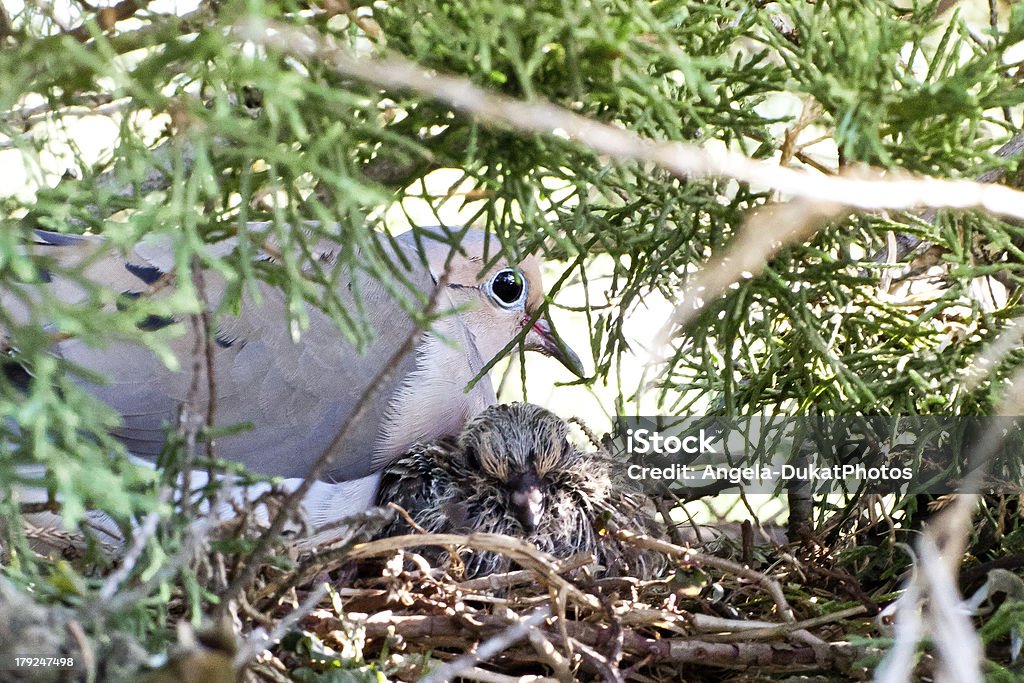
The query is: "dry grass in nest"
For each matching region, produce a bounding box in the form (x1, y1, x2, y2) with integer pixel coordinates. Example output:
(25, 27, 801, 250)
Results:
(240, 522, 879, 682)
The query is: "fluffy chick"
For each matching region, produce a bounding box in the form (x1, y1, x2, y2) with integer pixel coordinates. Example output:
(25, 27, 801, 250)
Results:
(377, 402, 663, 578)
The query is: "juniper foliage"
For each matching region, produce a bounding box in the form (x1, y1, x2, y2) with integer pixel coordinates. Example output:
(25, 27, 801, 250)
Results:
(0, 0, 1023, 660)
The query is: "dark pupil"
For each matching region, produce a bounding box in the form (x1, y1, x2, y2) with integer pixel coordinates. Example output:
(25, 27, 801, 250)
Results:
(492, 270, 524, 304)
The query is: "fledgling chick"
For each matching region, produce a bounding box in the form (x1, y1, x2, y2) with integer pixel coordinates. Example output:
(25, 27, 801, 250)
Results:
(377, 403, 664, 578)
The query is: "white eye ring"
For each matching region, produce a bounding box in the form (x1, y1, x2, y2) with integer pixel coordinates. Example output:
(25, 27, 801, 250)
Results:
(487, 268, 528, 309)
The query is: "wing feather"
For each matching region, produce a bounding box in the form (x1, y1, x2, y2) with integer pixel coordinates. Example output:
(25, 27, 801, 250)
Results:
(7, 228, 437, 480)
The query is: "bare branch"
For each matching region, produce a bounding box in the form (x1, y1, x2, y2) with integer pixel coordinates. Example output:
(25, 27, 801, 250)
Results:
(347, 611, 867, 670)
(614, 529, 796, 622)
(346, 532, 602, 610)
(652, 197, 850, 348)
(234, 583, 329, 668)
(236, 19, 1024, 223)
(419, 607, 551, 683)
(690, 606, 868, 643)
(66, 0, 151, 42)
(97, 487, 170, 601)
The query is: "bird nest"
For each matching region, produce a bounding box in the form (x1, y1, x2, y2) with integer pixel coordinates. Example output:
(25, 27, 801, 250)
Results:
(240, 514, 880, 682)
(10, 497, 886, 682)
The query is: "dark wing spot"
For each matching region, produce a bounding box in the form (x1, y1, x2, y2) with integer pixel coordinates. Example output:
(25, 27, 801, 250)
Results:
(242, 85, 263, 109)
(137, 314, 175, 331)
(118, 291, 175, 331)
(33, 229, 86, 246)
(35, 267, 52, 283)
(214, 332, 237, 348)
(125, 262, 164, 285)
(116, 291, 141, 312)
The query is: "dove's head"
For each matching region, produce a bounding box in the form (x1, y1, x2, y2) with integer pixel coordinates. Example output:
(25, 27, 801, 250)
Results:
(418, 229, 584, 378)
(457, 402, 585, 534)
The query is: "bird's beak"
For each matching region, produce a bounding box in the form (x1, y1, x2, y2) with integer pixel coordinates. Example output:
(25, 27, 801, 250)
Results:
(512, 484, 544, 534)
(524, 316, 585, 378)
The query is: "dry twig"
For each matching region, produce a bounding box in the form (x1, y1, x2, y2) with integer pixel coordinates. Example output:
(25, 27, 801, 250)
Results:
(419, 607, 551, 683)
(236, 20, 1024, 224)
(346, 532, 602, 610)
(614, 529, 796, 622)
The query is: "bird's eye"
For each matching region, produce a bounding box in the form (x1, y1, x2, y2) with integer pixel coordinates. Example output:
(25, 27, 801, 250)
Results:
(488, 268, 526, 308)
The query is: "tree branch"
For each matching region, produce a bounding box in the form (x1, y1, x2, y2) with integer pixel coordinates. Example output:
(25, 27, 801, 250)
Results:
(236, 19, 1024, 223)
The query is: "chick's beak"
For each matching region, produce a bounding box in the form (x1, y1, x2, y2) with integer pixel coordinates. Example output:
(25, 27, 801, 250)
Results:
(512, 484, 544, 534)
(524, 317, 585, 378)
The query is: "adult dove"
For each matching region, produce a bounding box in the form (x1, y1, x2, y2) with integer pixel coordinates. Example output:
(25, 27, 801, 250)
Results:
(5, 225, 583, 524)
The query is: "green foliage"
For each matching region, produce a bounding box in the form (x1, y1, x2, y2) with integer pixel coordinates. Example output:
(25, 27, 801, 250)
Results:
(1, 0, 1023, 673)
(283, 630, 389, 683)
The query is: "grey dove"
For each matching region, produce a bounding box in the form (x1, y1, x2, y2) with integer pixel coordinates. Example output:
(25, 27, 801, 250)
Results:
(4, 225, 583, 524)
(377, 402, 665, 578)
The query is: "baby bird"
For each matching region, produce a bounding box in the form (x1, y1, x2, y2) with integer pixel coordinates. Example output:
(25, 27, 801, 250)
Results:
(377, 403, 663, 578)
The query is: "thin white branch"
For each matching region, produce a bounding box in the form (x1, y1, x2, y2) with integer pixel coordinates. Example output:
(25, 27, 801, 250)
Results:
(919, 534, 984, 683)
(651, 198, 850, 350)
(97, 486, 171, 601)
(234, 582, 329, 668)
(236, 18, 1024, 222)
(874, 575, 923, 683)
(234, 18, 1024, 361)
(419, 607, 551, 683)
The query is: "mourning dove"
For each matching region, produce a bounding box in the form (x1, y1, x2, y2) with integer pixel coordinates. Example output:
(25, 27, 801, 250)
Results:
(6, 226, 583, 523)
(377, 403, 664, 578)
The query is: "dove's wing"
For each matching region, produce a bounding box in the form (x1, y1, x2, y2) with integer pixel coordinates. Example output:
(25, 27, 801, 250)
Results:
(6, 227, 444, 481)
